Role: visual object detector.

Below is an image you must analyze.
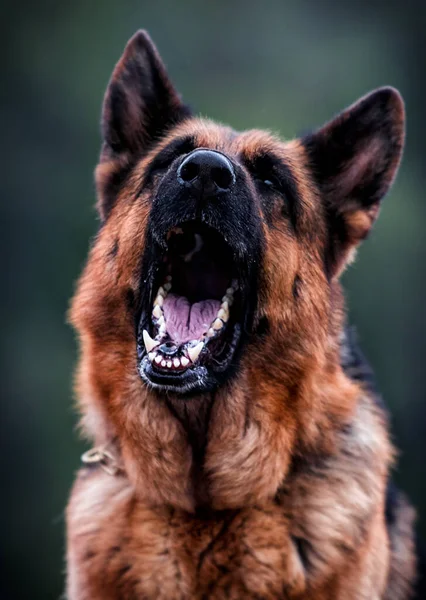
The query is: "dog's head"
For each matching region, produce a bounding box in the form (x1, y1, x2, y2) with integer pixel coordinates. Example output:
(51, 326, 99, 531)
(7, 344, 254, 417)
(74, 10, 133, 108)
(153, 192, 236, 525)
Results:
(71, 31, 404, 507)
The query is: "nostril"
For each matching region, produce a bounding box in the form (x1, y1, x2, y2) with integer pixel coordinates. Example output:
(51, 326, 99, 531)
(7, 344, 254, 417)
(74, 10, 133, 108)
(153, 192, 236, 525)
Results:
(177, 150, 235, 192)
(179, 160, 200, 182)
(211, 165, 234, 190)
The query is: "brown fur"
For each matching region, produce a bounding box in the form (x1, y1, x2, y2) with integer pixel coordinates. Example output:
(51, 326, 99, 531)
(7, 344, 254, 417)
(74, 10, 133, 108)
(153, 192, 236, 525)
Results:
(66, 31, 416, 599)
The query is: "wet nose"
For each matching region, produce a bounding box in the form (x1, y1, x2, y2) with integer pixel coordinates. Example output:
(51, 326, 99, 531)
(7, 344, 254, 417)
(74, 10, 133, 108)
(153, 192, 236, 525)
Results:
(177, 149, 235, 195)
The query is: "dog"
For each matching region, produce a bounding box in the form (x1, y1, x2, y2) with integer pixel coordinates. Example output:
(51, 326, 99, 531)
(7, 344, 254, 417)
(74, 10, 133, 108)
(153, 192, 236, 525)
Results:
(66, 30, 419, 599)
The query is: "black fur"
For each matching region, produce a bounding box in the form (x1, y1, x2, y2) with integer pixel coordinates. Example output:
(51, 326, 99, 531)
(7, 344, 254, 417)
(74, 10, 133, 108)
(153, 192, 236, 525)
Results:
(98, 159, 136, 222)
(244, 151, 301, 232)
(142, 135, 197, 189)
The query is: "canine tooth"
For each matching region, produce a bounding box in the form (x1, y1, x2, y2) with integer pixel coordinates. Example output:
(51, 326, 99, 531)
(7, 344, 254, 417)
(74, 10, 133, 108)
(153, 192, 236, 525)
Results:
(188, 341, 204, 363)
(155, 355, 162, 365)
(167, 360, 172, 368)
(212, 318, 224, 330)
(143, 330, 160, 353)
(217, 308, 228, 321)
(152, 305, 162, 319)
(207, 328, 215, 338)
(161, 360, 167, 367)
(181, 356, 189, 367)
(173, 358, 181, 368)
(148, 352, 157, 361)
(163, 282, 172, 292)
(154, 295, 164, 307)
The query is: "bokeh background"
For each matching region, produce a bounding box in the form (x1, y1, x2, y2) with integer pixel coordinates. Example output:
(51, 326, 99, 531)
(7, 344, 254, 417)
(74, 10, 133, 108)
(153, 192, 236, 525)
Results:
(3, 0, 426, 597)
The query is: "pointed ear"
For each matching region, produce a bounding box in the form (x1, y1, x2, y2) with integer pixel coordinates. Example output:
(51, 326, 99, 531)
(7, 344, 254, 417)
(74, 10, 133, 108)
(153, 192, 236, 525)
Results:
(101, 30, 191, 158)
(303, 87, 405, 278)
(96, 30, 192, 220)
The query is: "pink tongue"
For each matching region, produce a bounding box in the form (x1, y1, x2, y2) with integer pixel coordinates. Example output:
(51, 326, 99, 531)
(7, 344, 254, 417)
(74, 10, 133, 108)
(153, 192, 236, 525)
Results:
(162, 293, 220, 344)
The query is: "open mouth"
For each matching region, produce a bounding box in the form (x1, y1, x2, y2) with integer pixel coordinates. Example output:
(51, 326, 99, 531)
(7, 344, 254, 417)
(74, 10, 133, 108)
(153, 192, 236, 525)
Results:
(137, 221, 246, 393)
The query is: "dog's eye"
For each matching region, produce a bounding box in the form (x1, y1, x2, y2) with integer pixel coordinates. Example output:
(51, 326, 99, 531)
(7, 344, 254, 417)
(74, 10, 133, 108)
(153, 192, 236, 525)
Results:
(254, 171, 285, 196)
(258, 175, 282, 190)
(245, 155, 285, 195)
(144, 137, 197, 185)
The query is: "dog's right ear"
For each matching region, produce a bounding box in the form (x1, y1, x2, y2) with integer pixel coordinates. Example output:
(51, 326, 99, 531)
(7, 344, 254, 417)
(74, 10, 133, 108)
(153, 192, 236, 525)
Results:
(96, 30, 191, 220)
(101, 30, 191, 159)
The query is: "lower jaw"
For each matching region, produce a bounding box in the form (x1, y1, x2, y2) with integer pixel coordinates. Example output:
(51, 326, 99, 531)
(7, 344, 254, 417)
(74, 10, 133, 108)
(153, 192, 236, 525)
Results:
(138, 321, 242, 395)
(140, 359, 213, 394)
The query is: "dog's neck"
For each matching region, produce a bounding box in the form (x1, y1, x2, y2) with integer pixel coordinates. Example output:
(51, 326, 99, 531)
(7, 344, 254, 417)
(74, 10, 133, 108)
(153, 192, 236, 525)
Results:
(165, 392, 215, 506)
(81, 278, 358, 512)
(87, 342, 359, 513)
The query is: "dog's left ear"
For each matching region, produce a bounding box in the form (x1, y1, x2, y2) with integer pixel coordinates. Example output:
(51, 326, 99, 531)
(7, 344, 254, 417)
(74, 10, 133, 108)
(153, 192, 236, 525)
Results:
(303, 87, 405, 277)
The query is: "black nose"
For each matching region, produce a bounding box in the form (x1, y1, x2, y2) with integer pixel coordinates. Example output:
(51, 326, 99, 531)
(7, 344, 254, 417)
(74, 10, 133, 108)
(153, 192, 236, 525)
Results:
(177, 149, 235, 194)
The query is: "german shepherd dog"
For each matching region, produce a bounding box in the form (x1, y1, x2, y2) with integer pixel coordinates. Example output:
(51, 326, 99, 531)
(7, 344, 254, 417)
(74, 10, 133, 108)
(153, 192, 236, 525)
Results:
(66, 31, 420, 599)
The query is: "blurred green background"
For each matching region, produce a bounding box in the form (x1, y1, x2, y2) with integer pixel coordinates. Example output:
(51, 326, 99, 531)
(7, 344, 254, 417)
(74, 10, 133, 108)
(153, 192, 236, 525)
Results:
(3, 0, 426, 598)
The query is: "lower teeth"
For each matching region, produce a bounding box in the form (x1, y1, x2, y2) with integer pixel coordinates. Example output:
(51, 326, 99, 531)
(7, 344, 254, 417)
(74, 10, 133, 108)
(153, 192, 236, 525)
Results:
(144, 277, 236, 370)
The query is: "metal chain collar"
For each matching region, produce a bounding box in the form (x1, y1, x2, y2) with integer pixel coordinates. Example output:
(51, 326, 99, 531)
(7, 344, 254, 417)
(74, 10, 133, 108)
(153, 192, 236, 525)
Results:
(81, 443, 122, 476)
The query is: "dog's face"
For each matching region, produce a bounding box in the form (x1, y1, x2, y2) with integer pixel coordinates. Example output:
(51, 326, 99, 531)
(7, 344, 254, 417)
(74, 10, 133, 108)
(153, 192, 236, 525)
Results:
(71, 32, 404, 499)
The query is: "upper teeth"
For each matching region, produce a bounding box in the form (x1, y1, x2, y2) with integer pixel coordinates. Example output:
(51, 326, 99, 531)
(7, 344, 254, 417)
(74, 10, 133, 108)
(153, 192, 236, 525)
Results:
(143, 330, 160, 353)
(152, 305, 162, 319)
(151, 278, 173, 335)
(167, 227, 184, 240)
(212, 318, 224, 330)
(217, 307, 228, 321)
(222, 287, 234, 306)
(188, 341, 204, 363)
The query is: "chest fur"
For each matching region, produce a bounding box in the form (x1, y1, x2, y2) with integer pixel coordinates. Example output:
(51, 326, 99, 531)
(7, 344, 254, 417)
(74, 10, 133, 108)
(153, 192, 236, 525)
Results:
(67, 478, 305, 599)
(67, 470, 392, 600)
